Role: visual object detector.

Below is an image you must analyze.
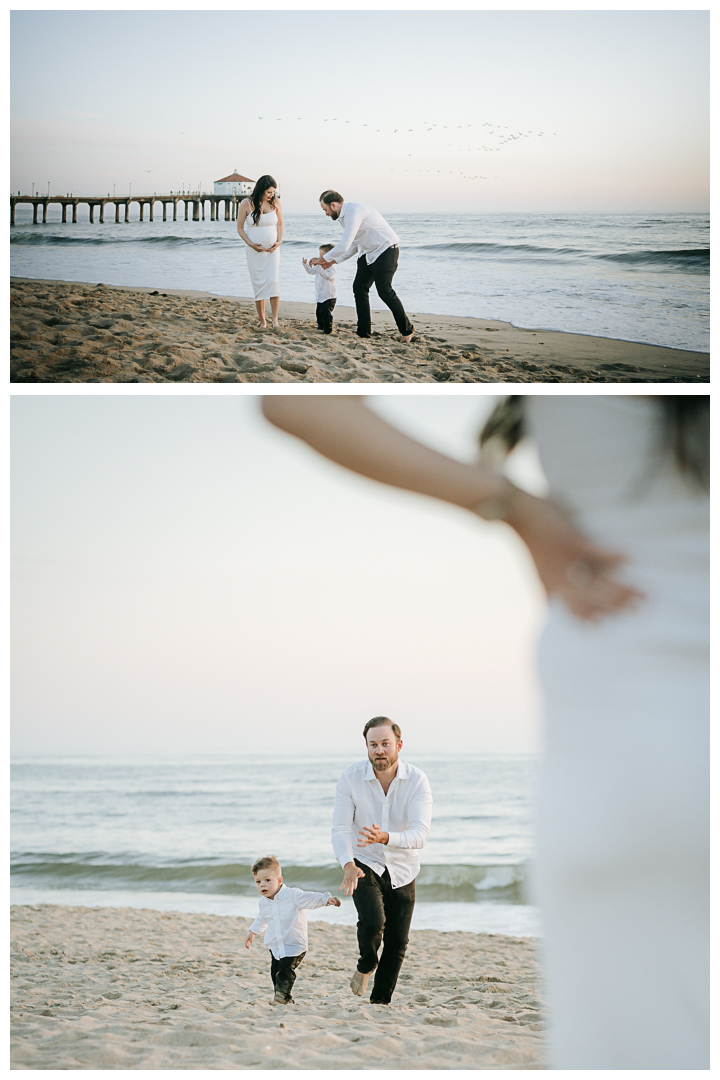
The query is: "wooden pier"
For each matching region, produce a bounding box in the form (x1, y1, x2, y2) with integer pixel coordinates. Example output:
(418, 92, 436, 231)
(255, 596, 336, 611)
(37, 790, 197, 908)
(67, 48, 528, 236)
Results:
(10, 194, 243, 226)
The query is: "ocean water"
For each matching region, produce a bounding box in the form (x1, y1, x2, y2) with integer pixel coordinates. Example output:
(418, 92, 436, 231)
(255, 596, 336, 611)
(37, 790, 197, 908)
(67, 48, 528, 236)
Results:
(10, 753, 540, 937)
(10, 208, 708, 352)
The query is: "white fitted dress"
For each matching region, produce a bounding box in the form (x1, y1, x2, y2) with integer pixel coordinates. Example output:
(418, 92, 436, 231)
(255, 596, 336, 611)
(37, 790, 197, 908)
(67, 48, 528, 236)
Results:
(243, 209, 280, 301)
(528, 396, 709, 1070)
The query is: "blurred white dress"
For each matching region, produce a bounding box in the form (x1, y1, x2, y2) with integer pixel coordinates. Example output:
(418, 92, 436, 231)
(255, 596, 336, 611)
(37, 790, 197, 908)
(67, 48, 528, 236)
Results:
(243, 209, 280, 301)
(527, 396, 709, 1069)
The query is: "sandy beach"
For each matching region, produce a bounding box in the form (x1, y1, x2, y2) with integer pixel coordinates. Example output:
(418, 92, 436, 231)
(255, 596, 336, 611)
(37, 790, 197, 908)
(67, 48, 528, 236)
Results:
(10, 278, 708, 384)
(11, 904, 546, 1070)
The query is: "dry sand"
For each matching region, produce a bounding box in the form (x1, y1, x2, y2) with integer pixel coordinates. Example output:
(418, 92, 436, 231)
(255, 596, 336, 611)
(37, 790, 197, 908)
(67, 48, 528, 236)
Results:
(10, 277, 708, 384)
(11, 904, 547, 1070)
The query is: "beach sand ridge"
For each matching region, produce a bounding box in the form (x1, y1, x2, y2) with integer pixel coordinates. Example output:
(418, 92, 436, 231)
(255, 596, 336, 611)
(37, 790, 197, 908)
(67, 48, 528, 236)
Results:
(11, 903, 547, 1069)
(10, 279, 708, 384)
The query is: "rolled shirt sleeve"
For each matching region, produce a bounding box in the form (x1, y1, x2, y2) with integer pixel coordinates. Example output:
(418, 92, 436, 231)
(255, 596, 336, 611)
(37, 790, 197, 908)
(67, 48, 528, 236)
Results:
(248, 909, 270, 936)
(386, 775, 433, 849)
(323, 205, 364, 264)
(295, 890, 332, 909)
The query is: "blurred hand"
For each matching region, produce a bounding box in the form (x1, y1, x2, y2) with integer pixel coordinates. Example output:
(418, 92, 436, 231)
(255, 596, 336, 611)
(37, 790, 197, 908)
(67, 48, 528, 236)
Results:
(245, 932, 255, 949)
(326, 896, 341, 907)
(506, 489, 644, 621)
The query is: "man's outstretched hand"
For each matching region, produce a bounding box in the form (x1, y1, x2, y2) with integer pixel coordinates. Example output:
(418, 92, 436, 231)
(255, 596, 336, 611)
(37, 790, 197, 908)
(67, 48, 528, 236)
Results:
(338, 862, 365, 896)
(358, 823, 389, 847)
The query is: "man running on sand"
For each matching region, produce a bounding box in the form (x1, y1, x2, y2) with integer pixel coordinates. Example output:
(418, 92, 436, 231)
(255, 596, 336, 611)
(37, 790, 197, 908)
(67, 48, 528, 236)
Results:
(332, 716, 432, 1004)
(310, 192, 415, 342)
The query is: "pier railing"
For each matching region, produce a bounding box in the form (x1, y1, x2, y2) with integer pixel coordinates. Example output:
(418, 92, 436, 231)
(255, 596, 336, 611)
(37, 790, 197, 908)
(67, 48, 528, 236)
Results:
(10, 194, 244, 226)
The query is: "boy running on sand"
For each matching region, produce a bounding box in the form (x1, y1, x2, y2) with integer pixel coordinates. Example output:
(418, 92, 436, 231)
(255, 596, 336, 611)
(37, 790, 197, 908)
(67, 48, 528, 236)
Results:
(245, 855, 341, 1005)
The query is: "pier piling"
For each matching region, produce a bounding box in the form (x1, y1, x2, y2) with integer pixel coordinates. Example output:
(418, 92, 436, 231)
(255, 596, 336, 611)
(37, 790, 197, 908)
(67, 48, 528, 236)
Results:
(11, 193, 245, 228)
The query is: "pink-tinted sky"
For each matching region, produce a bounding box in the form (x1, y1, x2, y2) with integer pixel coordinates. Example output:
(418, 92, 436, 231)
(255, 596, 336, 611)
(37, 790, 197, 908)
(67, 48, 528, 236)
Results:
(11, 395, 547, 756)
(10, 9, 709, 211)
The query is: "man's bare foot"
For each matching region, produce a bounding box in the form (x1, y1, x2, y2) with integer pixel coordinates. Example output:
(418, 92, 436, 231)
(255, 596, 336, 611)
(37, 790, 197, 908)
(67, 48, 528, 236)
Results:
(400, 330, 414, 343)
(259, 321, 268, 329)
(350, 970, 371, 997)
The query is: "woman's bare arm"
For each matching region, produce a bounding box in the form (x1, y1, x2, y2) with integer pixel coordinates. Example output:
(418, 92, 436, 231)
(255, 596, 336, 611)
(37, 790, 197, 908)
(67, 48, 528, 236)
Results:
(262, 396, 643, 620)
(266, 201, 283, 252)
(262, 396, 507, 508)
(236, 200, 262, 250)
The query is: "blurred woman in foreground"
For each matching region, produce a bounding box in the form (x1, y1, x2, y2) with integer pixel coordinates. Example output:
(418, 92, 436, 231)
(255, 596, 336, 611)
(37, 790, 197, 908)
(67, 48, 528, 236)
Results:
(262, 394, 709, 1070)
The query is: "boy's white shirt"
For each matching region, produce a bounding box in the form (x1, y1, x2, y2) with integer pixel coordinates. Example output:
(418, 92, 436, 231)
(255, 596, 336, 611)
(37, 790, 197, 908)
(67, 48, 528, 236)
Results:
(249, 884, 332, 959)
(303, 259, 337, 302)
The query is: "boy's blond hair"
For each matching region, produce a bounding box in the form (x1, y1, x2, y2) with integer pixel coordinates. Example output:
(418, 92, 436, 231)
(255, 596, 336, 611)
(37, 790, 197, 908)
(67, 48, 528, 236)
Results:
(252, 854, 281, 876)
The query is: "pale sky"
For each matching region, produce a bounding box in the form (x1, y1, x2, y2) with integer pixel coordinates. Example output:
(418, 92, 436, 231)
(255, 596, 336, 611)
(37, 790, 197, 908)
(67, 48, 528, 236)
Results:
(11, 395, 549, 757)
(10, 8, 709, 212)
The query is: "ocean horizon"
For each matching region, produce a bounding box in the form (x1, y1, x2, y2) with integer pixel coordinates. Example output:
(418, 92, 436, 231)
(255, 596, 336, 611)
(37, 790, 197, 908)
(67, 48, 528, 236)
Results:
(10, 209, 708, 353)
(11, 751, 541, 937)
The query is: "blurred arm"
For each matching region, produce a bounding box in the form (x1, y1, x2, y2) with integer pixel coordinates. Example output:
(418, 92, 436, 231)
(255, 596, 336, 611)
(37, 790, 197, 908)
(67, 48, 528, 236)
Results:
(261, 396, 507, 510)
(261, 396, 644, 622)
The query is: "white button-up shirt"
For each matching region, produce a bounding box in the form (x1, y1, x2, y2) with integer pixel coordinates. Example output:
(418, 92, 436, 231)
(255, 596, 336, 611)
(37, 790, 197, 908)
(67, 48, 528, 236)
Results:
(303, 260, 337, 302)
(248, 885, 332, 959)
(323, 202, 400, 266)
(331, 758, 432, 888)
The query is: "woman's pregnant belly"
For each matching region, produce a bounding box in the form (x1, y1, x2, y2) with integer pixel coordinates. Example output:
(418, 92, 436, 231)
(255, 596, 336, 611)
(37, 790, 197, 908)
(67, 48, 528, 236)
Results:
(246, 224, 276, 246)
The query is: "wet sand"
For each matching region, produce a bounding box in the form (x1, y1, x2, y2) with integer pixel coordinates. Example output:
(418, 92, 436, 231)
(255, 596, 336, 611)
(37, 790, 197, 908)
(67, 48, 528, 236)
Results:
(11, 904, 547, 1070)
(10, 277, 708, 384)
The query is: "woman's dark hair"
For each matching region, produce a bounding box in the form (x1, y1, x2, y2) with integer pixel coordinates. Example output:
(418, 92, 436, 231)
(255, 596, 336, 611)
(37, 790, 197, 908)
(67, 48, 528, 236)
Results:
(250, 174, 277, 225)
(480, 395, 709, 490)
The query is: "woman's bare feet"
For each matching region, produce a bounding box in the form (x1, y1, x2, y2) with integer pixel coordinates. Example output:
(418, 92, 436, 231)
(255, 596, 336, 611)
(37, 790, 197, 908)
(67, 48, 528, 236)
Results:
(272, 320, 280, 330)
(259, 321, 268, 329)
(350, 970, 371, 996)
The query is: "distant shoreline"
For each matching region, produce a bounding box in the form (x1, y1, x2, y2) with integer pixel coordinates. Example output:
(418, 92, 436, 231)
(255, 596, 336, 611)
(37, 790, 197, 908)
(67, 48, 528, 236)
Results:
(11, 277, 709, 384)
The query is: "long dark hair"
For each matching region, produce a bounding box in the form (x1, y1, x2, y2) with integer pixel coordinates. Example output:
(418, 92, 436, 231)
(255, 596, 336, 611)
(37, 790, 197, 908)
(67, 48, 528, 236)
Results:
(480, 396, 709, 490)
(250, 174, 277, 225)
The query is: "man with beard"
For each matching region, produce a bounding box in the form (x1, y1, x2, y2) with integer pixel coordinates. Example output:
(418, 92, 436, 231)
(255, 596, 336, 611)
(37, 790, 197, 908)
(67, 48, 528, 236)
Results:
(332, 717, 433, 1004)
(309, 192, 415, 342)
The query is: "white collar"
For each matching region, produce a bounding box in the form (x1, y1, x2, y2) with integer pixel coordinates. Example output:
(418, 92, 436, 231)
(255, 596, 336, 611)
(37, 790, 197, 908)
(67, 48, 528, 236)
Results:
(363, 757, 407, 781)
(264, 883, 287, 902)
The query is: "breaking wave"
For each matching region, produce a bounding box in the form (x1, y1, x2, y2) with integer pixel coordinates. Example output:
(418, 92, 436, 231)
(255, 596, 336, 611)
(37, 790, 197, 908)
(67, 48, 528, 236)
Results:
(11, 854, 529, 903)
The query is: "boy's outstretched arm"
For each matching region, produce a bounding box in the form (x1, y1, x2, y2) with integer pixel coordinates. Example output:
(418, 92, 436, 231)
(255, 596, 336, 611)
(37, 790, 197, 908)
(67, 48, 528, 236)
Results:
(296, 889, 338, 910)
(326, 896, 341, 907)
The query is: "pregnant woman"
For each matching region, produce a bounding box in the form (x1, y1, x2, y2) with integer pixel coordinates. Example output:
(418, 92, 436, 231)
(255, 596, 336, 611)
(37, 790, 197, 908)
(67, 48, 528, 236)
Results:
(261, 394, 709, 1070)
(237, 174, 283, 328)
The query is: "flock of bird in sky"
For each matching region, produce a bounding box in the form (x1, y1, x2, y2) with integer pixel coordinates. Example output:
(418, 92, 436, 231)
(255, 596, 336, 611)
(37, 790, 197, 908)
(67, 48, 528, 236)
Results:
(248, 116, 558, 183)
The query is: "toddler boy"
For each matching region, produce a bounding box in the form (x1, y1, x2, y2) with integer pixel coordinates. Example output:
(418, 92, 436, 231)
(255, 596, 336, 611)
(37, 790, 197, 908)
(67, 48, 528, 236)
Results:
(302, 244, 337, 333)
(245, 855, 341, 1005)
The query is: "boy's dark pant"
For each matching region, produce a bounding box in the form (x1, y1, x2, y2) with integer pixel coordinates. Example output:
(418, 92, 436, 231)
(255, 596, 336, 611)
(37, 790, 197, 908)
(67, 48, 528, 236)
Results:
(316, 298, 336, 333)
(270, 951, 306, 1003)
(352, 859, 416, 1004)
(352, 246, 414, 338)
